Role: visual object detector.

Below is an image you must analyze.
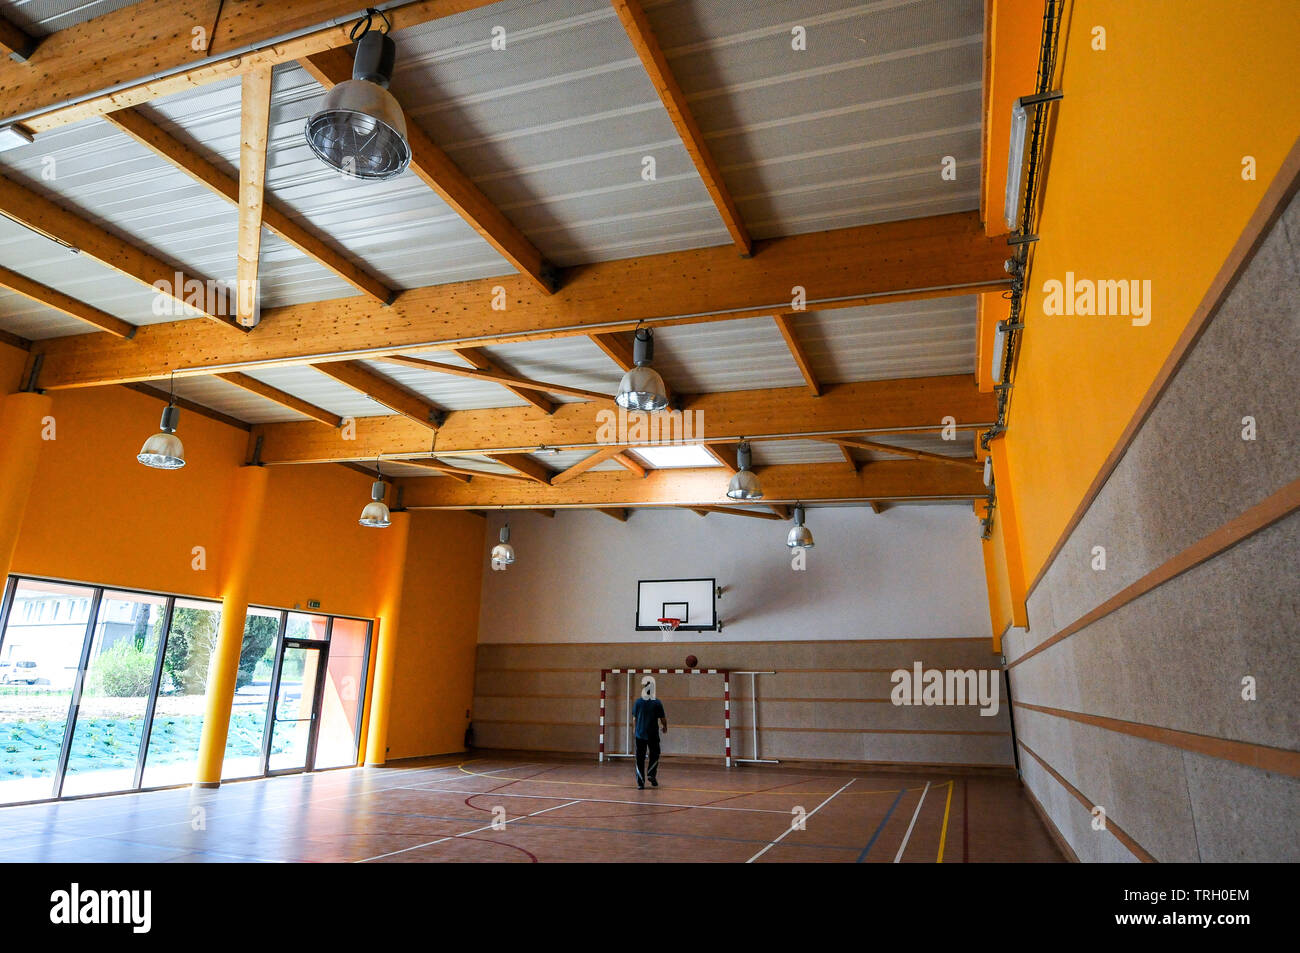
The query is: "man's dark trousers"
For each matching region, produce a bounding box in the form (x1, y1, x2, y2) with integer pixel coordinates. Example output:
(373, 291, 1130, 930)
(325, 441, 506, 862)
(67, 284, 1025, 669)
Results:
(635, 736, 659, 786)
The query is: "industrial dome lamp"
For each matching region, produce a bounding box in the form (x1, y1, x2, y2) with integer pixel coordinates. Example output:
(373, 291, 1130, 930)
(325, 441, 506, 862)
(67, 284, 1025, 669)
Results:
(615, 327, 669, 411)
(785, 504, 814, 549)
(490, 524, 516, 570)
(359, 456, 392, 528)
(725, 441, 763, 500)
(305, 11, 412, 181)
(137, 373, 186, 469)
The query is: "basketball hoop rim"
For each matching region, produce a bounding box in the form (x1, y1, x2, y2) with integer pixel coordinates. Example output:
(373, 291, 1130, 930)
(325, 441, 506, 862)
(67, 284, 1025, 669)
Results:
(656, 617, 681, 632)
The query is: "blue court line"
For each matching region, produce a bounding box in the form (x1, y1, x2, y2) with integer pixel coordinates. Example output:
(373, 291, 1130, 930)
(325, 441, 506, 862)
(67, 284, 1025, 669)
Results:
(856, 788, 906, 863)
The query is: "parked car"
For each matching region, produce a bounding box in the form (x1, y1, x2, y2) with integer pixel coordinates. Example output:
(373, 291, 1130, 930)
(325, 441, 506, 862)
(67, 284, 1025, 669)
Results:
(1, 659, 41, 685)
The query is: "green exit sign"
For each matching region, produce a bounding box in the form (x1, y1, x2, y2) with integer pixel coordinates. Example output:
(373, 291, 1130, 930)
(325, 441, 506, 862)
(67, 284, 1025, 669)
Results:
(307, 600, 321, 610)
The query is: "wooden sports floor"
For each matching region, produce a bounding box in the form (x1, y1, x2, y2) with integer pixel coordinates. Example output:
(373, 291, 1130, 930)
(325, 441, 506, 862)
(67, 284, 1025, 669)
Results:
(0, 754, 1064, 863)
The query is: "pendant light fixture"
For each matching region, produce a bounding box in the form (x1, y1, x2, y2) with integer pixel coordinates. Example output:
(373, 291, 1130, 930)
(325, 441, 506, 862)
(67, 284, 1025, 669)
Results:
(305, 10, 412, 181)
(785, 504, 814, 549)
(137, 373, 186, 469)
(490, 523, 516, 570)
(359, 456, 392, 528)
(725, 441, 763, 500)
(615, 326, 669, 411)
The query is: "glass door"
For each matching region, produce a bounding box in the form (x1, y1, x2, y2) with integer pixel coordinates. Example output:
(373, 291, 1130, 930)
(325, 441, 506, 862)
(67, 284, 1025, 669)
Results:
(264, 640, 329, 774)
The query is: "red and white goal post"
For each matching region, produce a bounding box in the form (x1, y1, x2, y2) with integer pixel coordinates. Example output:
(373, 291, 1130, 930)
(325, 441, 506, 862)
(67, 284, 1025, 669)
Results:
(599, 668, 732, 767)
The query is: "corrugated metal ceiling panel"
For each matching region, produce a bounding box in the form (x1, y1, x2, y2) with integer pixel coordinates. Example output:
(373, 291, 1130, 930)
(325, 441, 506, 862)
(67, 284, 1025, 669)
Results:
(163, 374, 311, 425)
(358, 354, 531, 411)
(140, 62, 516, 291)
(649, 0, 984, 237)
(240, 364, 391, 419)
(0, 212, 193, 339)
(749, 438, 843, 466)
(0, 107, 352, 320)
(389, 0, 733, 265)
(652, 316, 806, 392)
(1, 0, 143, 36)
(467, 335, 624, 397)
(790, 296, 978, 383)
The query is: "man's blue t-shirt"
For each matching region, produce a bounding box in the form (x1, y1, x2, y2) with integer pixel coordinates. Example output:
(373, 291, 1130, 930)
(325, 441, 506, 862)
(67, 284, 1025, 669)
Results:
(633, 698, 665, 740)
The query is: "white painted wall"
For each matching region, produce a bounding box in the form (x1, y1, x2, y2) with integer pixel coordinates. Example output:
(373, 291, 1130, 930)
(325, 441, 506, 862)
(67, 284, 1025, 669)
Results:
(475, 505, 991, 643)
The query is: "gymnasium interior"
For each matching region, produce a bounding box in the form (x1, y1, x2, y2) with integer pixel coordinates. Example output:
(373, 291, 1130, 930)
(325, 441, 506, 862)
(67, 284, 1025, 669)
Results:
(0, 0, 1295, 869)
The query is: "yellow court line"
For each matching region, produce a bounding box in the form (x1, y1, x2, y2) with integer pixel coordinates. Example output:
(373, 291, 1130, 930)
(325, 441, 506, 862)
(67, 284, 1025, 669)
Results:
(936, 779, 955, 863)
(453, 762, 941, 797)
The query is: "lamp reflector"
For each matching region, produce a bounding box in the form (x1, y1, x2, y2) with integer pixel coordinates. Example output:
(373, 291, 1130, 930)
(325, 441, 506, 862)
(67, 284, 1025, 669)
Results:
(305, 32, 411, 180)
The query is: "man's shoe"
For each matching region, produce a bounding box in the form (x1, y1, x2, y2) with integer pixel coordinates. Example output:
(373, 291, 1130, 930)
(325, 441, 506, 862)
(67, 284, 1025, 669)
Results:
(637, 783, 645, 790)
(650, 778, 658, 787)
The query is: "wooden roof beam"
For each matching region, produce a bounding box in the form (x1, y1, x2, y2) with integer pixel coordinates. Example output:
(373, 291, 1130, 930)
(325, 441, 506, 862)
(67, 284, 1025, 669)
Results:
(597, 507, 630, 522)
(702, 442, 739, 474)
(612, 452, 647, 478)
(694, 505, 784, 521)
(298, 47, 556, 295)
(103, 106, 393, 304)
(216, 372, 342, 427)
(822, 435, 983, 471)
(0, 14, 38, 63)
(310, 361, 444, 431)
(838, 444, 861, 473)
(378, 353, 607, 404)
(392, 459, 472, 483)
(3, 1, 502, 131)
(236, 68, 272, 328)
(773, 313, 821, 397)
(250, 376, 996, 465)
(397, 460, 985, 508)
(551, 446, 626, 485)
(452, 346, 554, 414)
(0, 264, 134, 338)
(0, 172, 242, 330)
(612, 0, 751, 255)
(29, 211, 1009, 389)
(494, 453, 554, 485)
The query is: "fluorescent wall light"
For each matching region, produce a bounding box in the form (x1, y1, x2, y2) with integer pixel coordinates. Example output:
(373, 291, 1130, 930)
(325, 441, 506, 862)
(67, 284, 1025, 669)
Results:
(1003, 99, 1029, 230)
(990, 320, 1007, 384)
(1003, 91, 1063, 230)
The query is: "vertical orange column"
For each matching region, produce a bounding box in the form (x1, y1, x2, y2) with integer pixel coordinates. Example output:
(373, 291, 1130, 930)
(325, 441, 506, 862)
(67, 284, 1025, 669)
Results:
(0, 391, 53, 584)
(989, 438, 1030, 630)
(194, 465, 269, 787)
(364, 510, 411, 766)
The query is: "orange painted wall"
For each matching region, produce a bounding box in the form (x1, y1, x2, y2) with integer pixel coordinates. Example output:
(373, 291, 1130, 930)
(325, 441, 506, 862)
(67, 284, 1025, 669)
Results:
(2, 368, 488, 759)
(0, 343, 26, 393)
(11, 384, 247, 596)
(385, 510, 486, 760)
(245, 463, 387, 619)
(992, 1, 1300, 588)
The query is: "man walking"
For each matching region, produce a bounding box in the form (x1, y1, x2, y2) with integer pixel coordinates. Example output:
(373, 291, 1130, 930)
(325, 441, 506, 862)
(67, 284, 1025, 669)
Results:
(633, 675, 668, 789)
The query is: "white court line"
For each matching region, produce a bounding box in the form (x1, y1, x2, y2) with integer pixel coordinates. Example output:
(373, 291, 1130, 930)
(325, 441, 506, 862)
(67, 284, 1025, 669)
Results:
(356, 799, 583, 863)
(745, 778, 855, 863)
(893, 780, 931, 863)
(392, 786, 793, 815)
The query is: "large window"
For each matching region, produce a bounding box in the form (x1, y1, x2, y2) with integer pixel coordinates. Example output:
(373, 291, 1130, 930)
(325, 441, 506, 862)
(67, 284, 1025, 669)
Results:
(61, 590, 170, 797)
(140, 598, 225, 789)
(0, 579, 95, 803)
(0, 577, 372, 804)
